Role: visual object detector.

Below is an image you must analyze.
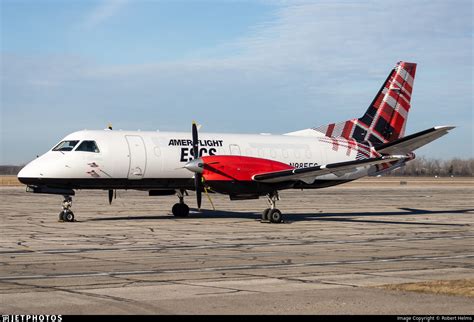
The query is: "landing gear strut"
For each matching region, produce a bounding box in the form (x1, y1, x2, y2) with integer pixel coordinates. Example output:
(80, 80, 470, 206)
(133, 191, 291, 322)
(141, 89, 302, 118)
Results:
(261, 192, 283, 223)
(59, 195, 75, 222)
(172, 190, 190, 217)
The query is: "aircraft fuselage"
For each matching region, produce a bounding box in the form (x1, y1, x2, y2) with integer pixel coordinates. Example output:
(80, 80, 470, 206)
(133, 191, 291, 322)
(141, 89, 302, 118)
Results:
(18, 129, 376, 192)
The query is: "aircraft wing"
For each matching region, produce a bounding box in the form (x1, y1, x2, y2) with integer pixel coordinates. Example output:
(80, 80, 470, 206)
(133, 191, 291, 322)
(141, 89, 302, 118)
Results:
(252, 156, 403, 183)
(375, 126, 455, 155)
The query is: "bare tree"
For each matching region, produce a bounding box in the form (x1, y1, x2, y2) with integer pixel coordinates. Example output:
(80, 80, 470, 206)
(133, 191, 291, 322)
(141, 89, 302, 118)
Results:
(390, 158, 473, 177)
(0, 165, 24, 175)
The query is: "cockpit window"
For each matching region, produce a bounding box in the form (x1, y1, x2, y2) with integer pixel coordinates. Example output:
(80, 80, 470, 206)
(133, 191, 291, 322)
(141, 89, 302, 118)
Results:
(52, 140, 79, 152)
(75, 140, 100, 153)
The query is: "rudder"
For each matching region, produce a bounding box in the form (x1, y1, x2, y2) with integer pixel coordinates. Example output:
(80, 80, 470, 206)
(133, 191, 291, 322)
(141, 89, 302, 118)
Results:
(313, 61, 417, 146)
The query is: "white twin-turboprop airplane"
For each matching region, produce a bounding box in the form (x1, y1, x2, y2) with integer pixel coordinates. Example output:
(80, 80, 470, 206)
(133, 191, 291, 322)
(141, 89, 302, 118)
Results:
(18, 61, 454, 223)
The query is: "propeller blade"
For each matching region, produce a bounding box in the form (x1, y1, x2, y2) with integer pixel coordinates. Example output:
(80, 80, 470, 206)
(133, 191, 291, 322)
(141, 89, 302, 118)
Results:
(192, 121, 199, 159)
(192, 121, 203, 210)
(108, 189, 113, 205)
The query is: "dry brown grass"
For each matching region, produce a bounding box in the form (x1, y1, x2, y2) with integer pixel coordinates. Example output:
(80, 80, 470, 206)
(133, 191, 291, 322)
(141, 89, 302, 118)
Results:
(0, 176, 21, 186)
(382, 279, 474, 297)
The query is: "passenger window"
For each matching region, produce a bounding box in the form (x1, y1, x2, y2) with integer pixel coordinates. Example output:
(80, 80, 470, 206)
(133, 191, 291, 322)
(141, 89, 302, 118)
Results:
(75, 141, 100, 153)
(53, 140, 79, 152)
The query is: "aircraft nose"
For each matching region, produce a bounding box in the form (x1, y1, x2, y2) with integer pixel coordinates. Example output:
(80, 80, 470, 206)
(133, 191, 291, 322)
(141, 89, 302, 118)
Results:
(17, 161, 44, 185)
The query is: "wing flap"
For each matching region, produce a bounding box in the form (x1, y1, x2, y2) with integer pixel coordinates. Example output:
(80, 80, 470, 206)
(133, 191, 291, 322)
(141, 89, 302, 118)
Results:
(252, 156, 403, 183)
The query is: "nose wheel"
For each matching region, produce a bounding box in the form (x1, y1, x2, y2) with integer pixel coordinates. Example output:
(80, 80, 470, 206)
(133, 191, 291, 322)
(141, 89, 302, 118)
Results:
(172, 203, 190, 217)
(59, 196, 75, 222)
(172, 190, 190, 217)
(261, 192, 283, 223)
(60, 210, 75, 222)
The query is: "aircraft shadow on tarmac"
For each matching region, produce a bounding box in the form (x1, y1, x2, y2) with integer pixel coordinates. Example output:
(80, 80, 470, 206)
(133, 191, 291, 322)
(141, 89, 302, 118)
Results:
(86, 208, 473, 226)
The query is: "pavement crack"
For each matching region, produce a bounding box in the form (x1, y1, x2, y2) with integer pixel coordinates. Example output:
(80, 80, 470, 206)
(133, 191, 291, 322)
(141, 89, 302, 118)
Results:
(0, 279, 165, 314)
(170, 280, 261, 295)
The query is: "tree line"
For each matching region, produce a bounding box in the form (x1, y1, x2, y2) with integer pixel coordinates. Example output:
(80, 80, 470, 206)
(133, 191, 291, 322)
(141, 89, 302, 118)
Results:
(387, 157, 473, 177)
(0, 165, 24, 175)
(0, 158, 472, 176)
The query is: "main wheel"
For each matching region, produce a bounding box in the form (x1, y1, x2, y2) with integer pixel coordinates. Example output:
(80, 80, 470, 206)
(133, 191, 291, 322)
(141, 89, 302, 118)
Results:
(59, 211, 66, 221)
(172, 203, 190, 217)
(64, 211, 75, 222)
(269, 209, 283, 223)
(261, 208, 271, 221)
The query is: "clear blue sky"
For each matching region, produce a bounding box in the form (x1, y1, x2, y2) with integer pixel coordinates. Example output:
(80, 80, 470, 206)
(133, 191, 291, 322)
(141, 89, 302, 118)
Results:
(1, 0, 472, 164)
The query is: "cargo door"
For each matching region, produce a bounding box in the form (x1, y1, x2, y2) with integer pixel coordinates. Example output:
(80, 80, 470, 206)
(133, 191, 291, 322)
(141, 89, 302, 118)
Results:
(126, 135, 147, 179)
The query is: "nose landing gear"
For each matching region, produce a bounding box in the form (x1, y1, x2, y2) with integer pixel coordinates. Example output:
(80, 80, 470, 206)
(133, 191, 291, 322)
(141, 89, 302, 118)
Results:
(172, 190, 190, 217)
(59, 195, 75, 222)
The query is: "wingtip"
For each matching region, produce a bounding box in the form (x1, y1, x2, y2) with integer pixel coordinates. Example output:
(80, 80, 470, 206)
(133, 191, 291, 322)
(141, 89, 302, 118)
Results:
(434, 125, 456, 131)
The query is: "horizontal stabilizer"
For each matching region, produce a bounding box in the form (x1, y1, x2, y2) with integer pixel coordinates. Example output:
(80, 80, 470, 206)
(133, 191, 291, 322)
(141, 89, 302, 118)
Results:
(376, 126, 455, 155)
(252, 156, 403, 183)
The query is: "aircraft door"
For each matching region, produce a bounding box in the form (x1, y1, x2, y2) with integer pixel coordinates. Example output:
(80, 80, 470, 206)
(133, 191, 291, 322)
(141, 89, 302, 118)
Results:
(229, 144, 241, 155)
(125, 135, 147, 180)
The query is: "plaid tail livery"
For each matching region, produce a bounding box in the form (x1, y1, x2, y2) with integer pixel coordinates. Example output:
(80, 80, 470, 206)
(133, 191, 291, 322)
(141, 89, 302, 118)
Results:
(313, 61, 417, 146)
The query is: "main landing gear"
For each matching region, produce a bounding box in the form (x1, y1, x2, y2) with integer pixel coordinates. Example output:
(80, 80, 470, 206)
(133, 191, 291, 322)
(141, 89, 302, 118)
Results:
(59, 195, 75, 222)
(261, 192, 283, 224)
(172, 190, 190, 217)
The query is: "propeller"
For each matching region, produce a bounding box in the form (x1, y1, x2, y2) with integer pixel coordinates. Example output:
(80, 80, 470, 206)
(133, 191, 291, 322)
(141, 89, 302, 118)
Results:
(192, 121, 202, 210)
(185, 122, 216, 211)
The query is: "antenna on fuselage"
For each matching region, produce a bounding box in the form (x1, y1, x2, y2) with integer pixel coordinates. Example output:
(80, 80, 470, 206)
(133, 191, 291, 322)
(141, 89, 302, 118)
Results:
(107, 123, 113, 130)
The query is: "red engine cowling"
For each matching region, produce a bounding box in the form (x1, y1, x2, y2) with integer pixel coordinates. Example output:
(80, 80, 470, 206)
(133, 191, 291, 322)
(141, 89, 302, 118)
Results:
(201, 155, 294, 182)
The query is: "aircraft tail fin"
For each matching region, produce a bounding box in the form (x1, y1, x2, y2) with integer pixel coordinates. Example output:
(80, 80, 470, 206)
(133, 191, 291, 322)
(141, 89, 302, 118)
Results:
(313, 61, 417, 146)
